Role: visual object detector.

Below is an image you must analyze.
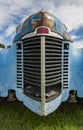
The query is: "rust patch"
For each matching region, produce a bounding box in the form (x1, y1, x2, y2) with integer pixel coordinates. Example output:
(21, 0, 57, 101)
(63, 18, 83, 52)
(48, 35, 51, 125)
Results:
(43, 12, 54, 31)
(32, 11, 55, 31)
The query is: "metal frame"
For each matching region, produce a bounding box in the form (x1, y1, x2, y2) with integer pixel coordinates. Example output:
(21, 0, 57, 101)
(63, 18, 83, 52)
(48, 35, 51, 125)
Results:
(41, 36, 45, 115)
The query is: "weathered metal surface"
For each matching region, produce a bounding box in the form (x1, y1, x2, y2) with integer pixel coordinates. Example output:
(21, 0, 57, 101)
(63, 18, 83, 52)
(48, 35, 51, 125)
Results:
(0, 45, 17, 97)
(13, 11, 72, 42)
(0, 11, 83, 116)
(41, 36, 45, 115)
(69, 44, 83, 98)
(45, 94, 62, 116)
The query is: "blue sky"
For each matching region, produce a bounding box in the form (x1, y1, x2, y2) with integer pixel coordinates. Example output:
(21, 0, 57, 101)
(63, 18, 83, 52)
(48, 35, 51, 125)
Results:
(0, 0, 83, 47)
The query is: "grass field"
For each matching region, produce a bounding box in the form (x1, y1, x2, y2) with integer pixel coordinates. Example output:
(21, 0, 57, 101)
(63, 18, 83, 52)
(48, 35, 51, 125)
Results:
(0, 100, 83, 130)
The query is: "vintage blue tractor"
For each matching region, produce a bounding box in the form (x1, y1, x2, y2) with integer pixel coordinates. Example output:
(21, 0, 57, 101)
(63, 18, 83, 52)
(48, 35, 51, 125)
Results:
(0, 10, 83, 116)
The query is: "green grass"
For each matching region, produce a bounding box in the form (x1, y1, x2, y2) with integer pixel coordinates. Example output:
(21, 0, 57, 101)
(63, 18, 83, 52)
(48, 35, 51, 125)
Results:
(0, 100, 83, 130)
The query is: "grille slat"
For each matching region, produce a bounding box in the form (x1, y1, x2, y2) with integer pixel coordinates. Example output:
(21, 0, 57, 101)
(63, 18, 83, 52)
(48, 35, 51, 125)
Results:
(23, 60, 40, 63)
(23, 37, 40, 43)
(24, 72, 40, 77)
(46, 60, 62, 63)
(45, 53, 61, 56)
(24, 80, 40, 87)
(45, 40, 62, 45)
(46, 71, 61, 75)
(24, 64, 40, 68)
(46, 80, 61, 87)
(45, 65, 61, 68)
(45, 45, 62, 49)
(23, 53, 40, 56)
(46, 77, 61, 84)
(24, 76, 40, 83)
(46, 57, 62, 60)
(24, 57, 40, 60)
(46, 74, 61, 79)
(23, 49, 40, 52)
(46, 49, 62, 53)
(23, 45, 40, 49)
(24, 67, 40, 71)
(24, 73, 40, 79)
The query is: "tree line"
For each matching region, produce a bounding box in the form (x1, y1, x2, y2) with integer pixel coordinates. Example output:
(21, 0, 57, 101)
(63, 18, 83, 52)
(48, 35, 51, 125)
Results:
(0, 43, 11, 49)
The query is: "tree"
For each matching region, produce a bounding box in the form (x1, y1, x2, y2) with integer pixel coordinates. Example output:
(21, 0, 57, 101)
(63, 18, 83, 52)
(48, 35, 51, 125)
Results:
(0, 43, 5, 48)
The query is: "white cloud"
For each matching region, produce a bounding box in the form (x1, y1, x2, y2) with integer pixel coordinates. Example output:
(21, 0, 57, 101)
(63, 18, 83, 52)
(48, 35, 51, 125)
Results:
(73, 40, 83, 48)
(0, 0, 34, 29)
(4, 25, 16, 37)
(55, 5, 83, 31)
(71, 34, 77, 40)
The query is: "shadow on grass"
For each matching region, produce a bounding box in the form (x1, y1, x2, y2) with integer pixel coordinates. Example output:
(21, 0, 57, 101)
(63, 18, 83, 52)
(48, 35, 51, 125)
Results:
(0, 99, 83, 130)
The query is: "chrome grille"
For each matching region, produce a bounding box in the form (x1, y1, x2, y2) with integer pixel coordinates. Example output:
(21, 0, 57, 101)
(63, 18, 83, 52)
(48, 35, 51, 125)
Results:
(23, 36, 41, 98)
(23, 36, 62, 101)
(45, 36, 62, 99)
